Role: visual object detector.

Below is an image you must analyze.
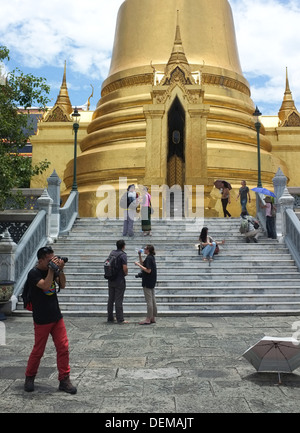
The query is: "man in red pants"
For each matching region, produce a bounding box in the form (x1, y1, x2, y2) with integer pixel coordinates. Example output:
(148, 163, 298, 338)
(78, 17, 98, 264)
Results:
(24, 246, 76, 394)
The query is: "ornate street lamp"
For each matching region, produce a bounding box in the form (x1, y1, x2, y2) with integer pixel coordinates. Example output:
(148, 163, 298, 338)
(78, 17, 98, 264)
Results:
(71, 107, 80, 191)
(253, 106, 262, 188)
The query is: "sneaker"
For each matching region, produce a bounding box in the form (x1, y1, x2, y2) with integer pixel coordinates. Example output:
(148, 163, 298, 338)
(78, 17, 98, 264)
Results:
(59, 376, 77, 394)
(24, 376, 35, 392)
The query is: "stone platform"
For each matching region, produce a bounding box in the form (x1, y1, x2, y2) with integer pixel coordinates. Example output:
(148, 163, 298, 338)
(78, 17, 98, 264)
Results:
(1, 314, 300, 417)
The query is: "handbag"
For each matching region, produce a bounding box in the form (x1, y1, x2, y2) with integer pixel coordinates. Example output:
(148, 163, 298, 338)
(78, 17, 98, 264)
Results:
(197, 243, 220, 255)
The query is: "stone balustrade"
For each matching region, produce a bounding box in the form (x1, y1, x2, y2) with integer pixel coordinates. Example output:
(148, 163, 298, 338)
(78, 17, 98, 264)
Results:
(0, 171, 78, 314)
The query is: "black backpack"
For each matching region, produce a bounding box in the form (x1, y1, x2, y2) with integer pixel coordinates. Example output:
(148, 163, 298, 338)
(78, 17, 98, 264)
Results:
(21, 278, 32, 311)
(104, 250, 123, 280)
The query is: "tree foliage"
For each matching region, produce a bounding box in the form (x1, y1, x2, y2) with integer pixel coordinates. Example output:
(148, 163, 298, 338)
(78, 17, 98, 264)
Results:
(0, 46, 51, 209)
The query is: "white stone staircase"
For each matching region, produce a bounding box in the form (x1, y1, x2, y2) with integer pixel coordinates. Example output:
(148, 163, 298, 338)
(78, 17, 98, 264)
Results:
(15, 217, 300, 315)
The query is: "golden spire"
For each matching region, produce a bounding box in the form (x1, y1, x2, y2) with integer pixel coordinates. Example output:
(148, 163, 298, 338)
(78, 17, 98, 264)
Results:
(167, 10, 189, 68)
(278, 67, 300, 126)
(43, 61, 73, 122)
(54, 60, 73, 115)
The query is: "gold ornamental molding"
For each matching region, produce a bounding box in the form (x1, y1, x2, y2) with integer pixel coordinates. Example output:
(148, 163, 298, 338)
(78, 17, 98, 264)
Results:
(207, 168, 279, 185)
(202, 73, 250, 97)
(101, 74, 153, 97)
(101, 72, 250, 99)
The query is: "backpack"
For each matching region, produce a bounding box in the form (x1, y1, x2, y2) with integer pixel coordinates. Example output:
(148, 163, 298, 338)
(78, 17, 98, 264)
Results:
(240, 218, 249, 234)
(21, 278, 33, 311)
(104, 250, 123, 280)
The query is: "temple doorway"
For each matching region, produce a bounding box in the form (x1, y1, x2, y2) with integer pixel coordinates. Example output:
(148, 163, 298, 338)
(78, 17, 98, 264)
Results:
(167, 97, 185, 189)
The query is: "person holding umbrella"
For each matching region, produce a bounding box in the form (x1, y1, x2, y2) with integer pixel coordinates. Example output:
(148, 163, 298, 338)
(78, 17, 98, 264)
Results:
(214, 180, 232, 218)
(260, 196, 277, 239)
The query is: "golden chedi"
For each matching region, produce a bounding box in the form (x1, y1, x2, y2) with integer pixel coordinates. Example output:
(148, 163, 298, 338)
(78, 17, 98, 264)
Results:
(62, 0, 287, 217)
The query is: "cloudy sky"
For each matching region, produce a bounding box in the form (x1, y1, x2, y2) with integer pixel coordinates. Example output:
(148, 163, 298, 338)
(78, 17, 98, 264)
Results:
(0, 0, 299, 115)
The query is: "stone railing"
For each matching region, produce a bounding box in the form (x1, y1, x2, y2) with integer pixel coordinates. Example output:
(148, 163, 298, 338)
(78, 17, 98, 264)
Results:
(0, 211, 37, 244)
(59, 191, 79, 235)
(285, 208, 300, 270)
(278, 187, 300, 271)
(13, 210, 48, 298)
(4, 188, 44, 211)
(287, 188, 300, 209)
(0, 171, 78, 314)
(253, 168, 300, 270)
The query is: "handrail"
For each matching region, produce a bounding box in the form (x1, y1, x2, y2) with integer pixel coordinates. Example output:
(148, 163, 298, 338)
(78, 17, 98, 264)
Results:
(285, 208, 300, 271)
(13, 210, 47, 297)
(59, 190, 78, 235)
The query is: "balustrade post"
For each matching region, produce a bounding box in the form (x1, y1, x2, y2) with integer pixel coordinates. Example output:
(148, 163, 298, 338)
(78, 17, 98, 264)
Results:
(278, 187, 295, 242)
(273, 168, 288, 241)
(37, 189, 53, 243)
(0, 229, 17, 314)
(47, 170, 61, 241)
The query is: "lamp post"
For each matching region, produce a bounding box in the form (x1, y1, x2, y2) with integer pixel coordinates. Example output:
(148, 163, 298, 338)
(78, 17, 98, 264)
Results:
(253, 106, 262, 188)
(71, 107, 80, 191)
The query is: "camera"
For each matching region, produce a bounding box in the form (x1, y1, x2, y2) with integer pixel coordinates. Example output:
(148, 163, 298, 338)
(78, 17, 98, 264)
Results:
(48, 256, 68, 272)
(58, 256, 68, 263)
(135, 272, 143, 278)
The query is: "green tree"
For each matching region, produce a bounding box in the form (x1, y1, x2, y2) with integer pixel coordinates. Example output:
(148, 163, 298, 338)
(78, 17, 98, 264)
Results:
(0, 46, 51, 209)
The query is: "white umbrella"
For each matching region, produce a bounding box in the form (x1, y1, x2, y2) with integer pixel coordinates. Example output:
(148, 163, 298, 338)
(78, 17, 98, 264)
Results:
(243, 336, 300, 384)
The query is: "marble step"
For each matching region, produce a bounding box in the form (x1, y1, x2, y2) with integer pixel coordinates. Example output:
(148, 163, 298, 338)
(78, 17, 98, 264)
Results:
(63, 266, 297, 274)
(56, 293, 300, 303)
(64, 271, 300, 281)
(54, 285, 300, 295)
(54, 299, 300, 312)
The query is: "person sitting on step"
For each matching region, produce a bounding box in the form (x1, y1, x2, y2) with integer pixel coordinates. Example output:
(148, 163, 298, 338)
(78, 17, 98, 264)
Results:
(198, 227, 225, 262)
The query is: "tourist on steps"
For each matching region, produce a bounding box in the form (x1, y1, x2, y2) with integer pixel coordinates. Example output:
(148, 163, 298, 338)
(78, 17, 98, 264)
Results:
(140, 186, 152, 236)
(236, 180, 251, 216)
(240, 211, 260, 243)
(198, 227, 225, 262)
(122, 184, 138, 237)
(260, 196, 277, 239)
(135, 244, 157, 325)
(107, 240, 129, 324)
(220, 182, 231, 217)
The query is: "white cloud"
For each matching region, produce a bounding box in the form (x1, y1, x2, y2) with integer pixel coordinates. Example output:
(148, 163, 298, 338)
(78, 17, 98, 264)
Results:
(0, 0, 123, 78)
(1, 0, 299, 113)
(229, 0, 300, 114)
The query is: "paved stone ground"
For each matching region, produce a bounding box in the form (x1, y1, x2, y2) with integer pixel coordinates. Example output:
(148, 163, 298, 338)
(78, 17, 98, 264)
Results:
(1, 314, 300, 417)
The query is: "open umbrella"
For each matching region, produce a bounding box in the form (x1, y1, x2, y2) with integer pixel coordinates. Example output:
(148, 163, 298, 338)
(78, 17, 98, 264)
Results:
(251, 187, 276, 197)
(243, 336, 300, 384)
(214, 179, 232, 190)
